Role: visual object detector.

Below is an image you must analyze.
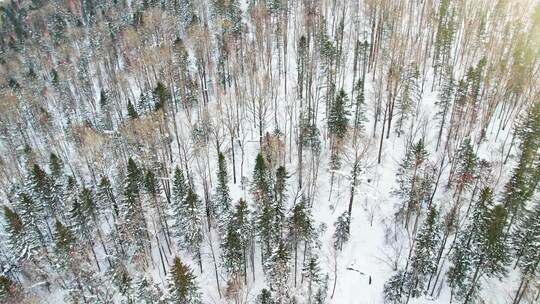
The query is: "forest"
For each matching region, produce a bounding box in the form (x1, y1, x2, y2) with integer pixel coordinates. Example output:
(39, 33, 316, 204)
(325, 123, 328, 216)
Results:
(0, 0, 539, 303)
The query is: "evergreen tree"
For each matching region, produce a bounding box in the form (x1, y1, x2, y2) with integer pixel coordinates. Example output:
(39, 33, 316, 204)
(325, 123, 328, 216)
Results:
(273, 166, 288, 237)
(221, 215, 243, 279)
(3, 207, 26, 260)
(511, 199, 540, 303)
(121, 158, 148, 258)
(288, 196, 314, 285)
(266, 241, 290, 303)
(256, 288, 275, 304)
(332, 211, 350, 251)
(133, 275, 163, 304)
(48, 153, 66, 220)
(450, 138, 477, 194)
(26, 164, 55, 229)
(448, 188, 509, 303)
(17, 193, 46, 250)
(167, 256, 201, 304)
(172, 165, 188, 206)
(396, 64, 421, 137)
(384, 270, 406, 304)
(405, 206, 442, 299)
(54, 220, 75, 271)
(303, 255, 321, 304)
(313, 274, 329, 304)
(392, 139, 433, 228)
(97, 175, 119, 219)
(179, 188, 204, 271)
(0, 276, 18, 300)
(153, 82, 169, 111)
(328, 89, 350, 141)
(251, 153, 274, 261)
(127, 99, 139, 119)
(353, 79, 368, 134)
(503, 101, 540, 229)
(214, 152, 232, 223)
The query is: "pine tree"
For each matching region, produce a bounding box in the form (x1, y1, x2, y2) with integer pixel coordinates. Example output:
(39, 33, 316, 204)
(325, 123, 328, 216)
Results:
(256, 288, 275, 304)
(396, 64, 421, 137)
(26, 164, 55, 231)
(48, 153, 66, 220)
(121, 158, 148, 258)
(167, 256, 201, 304)
(405, 206, 442, 300)
(450, 138, 477, 194)
(54, 220, 75, 271)
(97, 175, 119, 219)
(353, 79, 368, 134)
(172, 165, 188, 206)
(273, 166, 288, 238)
(392, 140, 433, 228)
(503, 101, 540, 229)
(448, 188, 509, 303)
(328, 89, 350, 141)
(435, 70, 454, 150)
(221, 216, 243, 279)
(153, 82, 169, 111)
(313, 274, 329, 304)
(288, 196, 314, 285)
(332, 211, 350, 251)
(222, 199, 252, 284)
(133, 275, 163, 304)
(511, 199, 540, 303)
(3, 207, 26, 260)
(180, 188, 204, 271)
(266, 241, 290, 303)
(251, 153, 274, 261)
(214, 152, 232, 223)
(17, 193, 46, 250)
(127, 99, 139, 119)
(0, 276, 17, 299)
(303, 255, 321, 304)
(384, 270, 406, 304)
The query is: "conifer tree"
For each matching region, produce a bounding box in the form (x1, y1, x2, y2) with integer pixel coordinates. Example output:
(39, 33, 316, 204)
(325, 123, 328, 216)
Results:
(180, 188, 204, 271)
(273, 166, 288, 237)
(353, 79, 368, 134)
(503, 101, 540, 229)
(167, 256, 201, 304)
(450, 138, 477, 195)
(384, 270, 406, 304)
(328, 89, 350, 141)
(448, 188, 509, 303)
(153, 82, 169, 111)
(214, 152, 232, 223)
(404, 206, 442, 300)
(251, 153, 274, 261)
(0, 276, 17, 299)
(133, 275, 163, 304)
(303, 255, 322, 304)
(26, 164, 55, 235)
(332, 211, 350, 251)
(396, 65, 421, 137)
(266, 241, 290, 303)
(288, 196, 314, 285)
(222, 199, 252, 284)
(256, 288, 275, 304)
(3, 207, 25, 260)
(97, 175, 119, 219)
(17, 193, 46, 250)
(393, 139, 433, 228)
(48, 153, 66, 218)
(121, 158, 148, 259)
(511, 199, 540, 304)
(127, 99, 139, 119)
